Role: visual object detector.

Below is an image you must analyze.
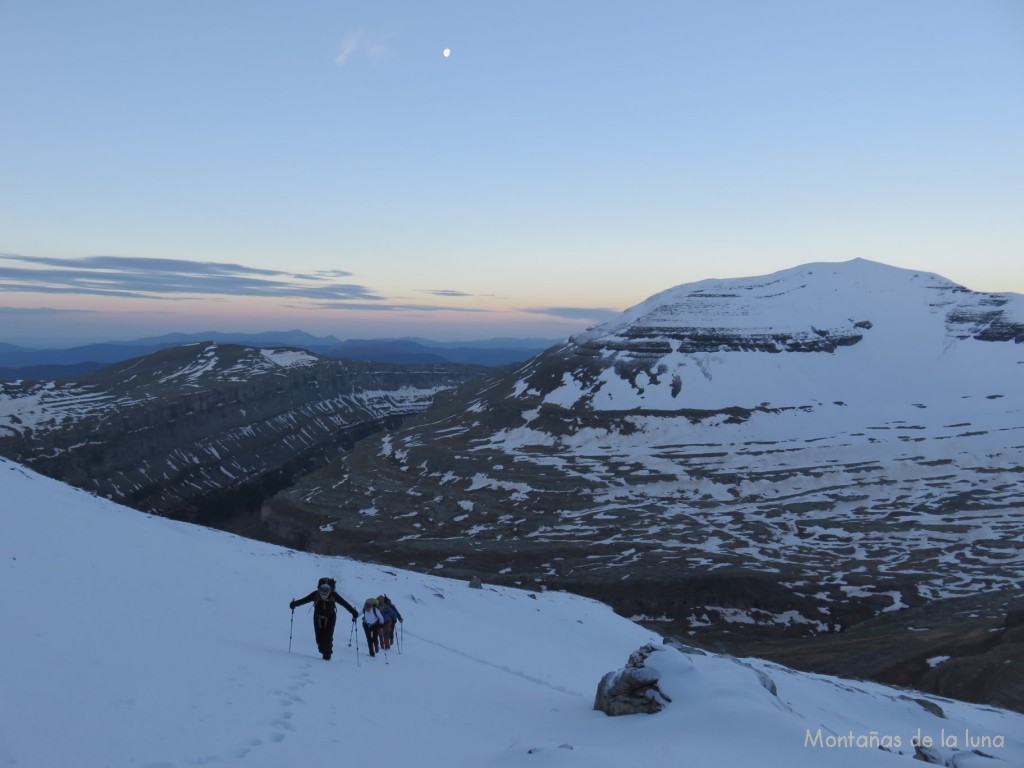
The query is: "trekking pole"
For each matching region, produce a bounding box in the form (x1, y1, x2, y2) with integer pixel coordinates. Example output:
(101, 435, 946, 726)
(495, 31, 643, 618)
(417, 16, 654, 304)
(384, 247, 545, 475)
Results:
(354, 621, 361, 668)
(288, 608, 295, 653)
(348, 621, 354, 647)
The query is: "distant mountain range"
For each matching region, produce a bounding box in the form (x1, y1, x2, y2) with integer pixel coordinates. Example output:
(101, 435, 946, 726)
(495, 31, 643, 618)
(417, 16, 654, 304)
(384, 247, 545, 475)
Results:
(0, 332, 561, 379)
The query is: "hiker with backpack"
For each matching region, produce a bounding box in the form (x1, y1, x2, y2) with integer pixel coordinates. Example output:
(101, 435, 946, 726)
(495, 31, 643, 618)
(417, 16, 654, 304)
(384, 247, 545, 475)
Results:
(377, 595, 403, 651)
(361, 598, 385, 657)
(289, 578, 358, 660)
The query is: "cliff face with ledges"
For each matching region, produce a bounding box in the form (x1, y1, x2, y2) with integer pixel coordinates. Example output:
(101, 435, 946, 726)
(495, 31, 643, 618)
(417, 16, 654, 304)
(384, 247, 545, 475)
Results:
(0, 343, 483, 523)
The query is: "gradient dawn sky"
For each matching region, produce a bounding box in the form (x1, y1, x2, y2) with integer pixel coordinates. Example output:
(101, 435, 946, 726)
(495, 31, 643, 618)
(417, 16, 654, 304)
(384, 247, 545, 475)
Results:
(1, 1, 1022, 347)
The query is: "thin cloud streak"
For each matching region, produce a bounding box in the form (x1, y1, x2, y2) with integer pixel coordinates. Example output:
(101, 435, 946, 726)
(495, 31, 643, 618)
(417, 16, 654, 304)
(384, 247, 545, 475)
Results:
(0, 254, 380, 302)
(7, 254, 297, 278)
(523, 306, 621, 322)
(0, 306, 95, 316)
(335, 28, 390, 67)
(309, 301, 488, 313)
(336, 29, 364, 66)
(421, 289, 474, 297)
(0, 282, 184, 301)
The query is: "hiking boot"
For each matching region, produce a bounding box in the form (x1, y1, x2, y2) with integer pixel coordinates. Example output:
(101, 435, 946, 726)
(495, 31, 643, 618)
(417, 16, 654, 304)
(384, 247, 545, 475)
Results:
(323, 652, 331, 660)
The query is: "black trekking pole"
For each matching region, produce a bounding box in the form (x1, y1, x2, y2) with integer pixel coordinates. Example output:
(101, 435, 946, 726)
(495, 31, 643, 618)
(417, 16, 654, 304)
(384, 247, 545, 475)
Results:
(354, 620, 361, 667)
(288, 607, 295, 654)
(348, 621, 354, 647)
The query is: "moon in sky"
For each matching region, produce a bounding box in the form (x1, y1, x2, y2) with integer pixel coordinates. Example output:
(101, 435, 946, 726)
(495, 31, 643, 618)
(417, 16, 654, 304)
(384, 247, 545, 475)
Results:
(443, 48, 451, 58)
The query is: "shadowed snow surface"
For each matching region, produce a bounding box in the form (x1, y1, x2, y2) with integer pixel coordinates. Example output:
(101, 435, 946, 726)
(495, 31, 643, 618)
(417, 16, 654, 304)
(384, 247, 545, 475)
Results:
(2, 457, 1022, 767)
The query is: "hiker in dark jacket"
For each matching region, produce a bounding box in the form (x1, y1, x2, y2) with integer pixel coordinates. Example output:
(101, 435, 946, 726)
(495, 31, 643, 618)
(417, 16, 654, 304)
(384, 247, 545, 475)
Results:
(290, 579, 358, 660)
(377, 594, 403, 650)
(361, 598, 385, 657)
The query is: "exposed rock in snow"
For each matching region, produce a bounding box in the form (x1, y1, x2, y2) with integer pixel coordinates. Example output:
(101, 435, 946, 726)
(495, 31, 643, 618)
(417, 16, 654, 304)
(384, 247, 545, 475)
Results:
(594, 644, 673, 716)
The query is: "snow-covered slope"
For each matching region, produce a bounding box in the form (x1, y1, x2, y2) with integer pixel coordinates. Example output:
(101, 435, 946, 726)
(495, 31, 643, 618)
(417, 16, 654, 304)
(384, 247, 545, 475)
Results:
(2, 457, 1022, 767)
(561, 257, 1022, 410)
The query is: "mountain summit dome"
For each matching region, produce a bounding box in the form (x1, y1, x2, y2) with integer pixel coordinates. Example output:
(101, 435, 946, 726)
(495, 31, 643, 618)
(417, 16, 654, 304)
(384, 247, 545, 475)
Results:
(558, 258, 1023, 412)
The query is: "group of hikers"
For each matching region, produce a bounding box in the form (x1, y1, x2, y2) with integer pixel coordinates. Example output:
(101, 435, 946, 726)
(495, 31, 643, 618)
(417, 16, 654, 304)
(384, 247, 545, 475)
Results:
(289, 577, 403, 661)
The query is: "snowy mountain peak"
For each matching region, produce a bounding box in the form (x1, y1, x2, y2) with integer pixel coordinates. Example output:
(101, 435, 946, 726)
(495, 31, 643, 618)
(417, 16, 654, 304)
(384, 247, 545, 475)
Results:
(540, 259, 1023, 412)
(581, 257, 1019, 345)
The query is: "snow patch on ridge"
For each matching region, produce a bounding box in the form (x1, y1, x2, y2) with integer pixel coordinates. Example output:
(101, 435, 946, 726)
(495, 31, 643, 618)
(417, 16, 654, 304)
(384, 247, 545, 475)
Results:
(260, 348, 318, 367)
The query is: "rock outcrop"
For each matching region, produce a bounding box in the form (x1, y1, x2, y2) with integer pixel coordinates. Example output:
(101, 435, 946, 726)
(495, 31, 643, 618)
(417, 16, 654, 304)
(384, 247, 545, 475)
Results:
(594, 644, 672, 716)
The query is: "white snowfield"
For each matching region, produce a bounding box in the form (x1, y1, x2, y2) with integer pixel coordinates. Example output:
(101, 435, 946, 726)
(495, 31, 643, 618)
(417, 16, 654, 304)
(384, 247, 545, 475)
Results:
(259, 348, 319, 368)
(2, 457, 1022, 767)
(560, 259, 1024, 412)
